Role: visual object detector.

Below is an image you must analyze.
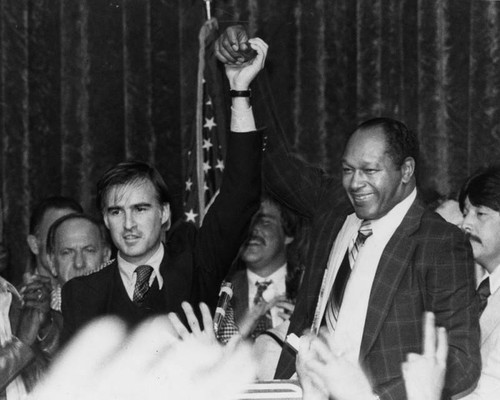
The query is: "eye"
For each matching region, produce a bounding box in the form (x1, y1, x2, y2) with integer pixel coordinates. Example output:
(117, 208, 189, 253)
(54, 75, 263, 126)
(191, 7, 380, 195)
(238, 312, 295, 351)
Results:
(108, 208, 121, 216)
(364, 169, 377, 174)
(342, 166, 353, 174)
(85, 247, 97, 254)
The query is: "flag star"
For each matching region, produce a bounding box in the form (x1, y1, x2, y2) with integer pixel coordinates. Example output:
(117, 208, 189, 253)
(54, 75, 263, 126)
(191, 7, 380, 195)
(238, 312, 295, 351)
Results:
(204, 183, 209, 192)
(203, 161, 211, 173)
(185, 178, 193, 191)
(215, 159, 225, 171)
(185, 209, 198, 223)
(203, 117, 217, 131)
(205, 98, 212, 106)
(202, 138, 213, 150)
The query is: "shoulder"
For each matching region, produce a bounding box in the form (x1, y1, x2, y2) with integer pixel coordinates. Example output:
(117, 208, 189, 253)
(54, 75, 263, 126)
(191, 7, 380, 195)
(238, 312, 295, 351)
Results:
(164, 220, 198, 254)
(63, 260, 117, 295)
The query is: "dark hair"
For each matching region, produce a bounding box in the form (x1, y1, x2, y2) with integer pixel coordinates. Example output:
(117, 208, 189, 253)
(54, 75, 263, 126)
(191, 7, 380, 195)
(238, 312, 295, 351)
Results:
(96, 161, 171, 212)
(30, 196, 83, 235)
(459, 165, 500, 212)
(354, 117, 419, 167)
(46, 213, 110, 255)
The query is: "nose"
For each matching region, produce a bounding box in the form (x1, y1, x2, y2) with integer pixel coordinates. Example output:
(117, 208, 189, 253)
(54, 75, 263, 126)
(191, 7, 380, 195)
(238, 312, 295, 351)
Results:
(124, 210, 136, 230)
(349, 170, 365, 191)
(74, 251, 84, 270)
(460, 213, 473, 233)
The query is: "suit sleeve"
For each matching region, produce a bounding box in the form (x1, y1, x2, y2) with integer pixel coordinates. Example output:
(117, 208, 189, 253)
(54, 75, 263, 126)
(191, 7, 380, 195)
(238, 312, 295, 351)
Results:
(428, 229, 481, 398)
(194, 130, 263, 309)
(377, 227, 481, 400)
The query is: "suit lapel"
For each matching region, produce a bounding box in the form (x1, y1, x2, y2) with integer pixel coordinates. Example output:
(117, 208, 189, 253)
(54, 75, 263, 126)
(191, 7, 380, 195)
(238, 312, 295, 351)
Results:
(360, 200, 423, 360)
(306, 212, 348, 322)
(480, 287, 500, 344)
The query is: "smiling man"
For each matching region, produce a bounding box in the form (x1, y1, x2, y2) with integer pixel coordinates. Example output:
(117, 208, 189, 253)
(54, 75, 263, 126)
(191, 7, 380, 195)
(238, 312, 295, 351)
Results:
(217, 195, 303, 343)
(61, 37, 268, 342)
(216, 27, 480, 399)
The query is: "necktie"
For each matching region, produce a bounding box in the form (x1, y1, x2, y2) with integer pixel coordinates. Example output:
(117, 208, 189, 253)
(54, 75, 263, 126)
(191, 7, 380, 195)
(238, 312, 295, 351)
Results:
(253, 280, 273, 334)
(133, 265, 153, 304)
(325, 220, 373, 332)
(253, 280, 273, 305)
(477, 277, 490, 316)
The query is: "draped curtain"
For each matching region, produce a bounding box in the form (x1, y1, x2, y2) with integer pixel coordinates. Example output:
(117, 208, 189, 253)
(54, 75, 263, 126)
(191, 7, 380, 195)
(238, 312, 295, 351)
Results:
(1, 0, 499, 283)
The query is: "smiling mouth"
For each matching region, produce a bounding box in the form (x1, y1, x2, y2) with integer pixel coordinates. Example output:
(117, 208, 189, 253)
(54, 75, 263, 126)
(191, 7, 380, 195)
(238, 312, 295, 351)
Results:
(246, 236, 265, 246)
(351, 193, 373, 203)
(123, 235, 141, 242)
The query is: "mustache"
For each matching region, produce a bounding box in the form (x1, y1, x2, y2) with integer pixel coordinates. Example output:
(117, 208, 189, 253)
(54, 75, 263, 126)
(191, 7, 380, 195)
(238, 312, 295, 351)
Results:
(465, 232, 482, 244)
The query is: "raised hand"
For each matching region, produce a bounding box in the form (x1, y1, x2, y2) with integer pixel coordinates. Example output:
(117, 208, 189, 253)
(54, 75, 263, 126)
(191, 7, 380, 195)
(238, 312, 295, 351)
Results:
(215, 25, 251, 64)
(402, 312, 448, 400)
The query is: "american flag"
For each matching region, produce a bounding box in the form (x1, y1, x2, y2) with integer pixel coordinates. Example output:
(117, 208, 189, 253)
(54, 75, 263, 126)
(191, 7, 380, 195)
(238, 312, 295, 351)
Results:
(183, 19, 227, 227)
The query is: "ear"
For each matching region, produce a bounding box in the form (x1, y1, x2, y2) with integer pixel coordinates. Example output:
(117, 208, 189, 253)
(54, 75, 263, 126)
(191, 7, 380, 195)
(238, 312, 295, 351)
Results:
(400, 157, 415, 184)
(284, 236, 294, 246)
(27, 235, 40, 255)
(161, 203, 171, 230)
(103, 247, 112, 263)
(103, 214, 110, 230)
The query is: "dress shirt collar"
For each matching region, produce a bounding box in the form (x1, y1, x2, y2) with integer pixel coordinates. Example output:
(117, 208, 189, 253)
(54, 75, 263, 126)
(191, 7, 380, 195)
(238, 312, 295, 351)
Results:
(368, 188, 417, 238)
(247, 263, 287, 287)
(117, 243, 164, 289)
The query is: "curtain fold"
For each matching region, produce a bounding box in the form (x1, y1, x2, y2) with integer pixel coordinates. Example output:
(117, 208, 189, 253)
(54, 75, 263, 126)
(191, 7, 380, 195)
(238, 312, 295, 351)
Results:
(1, 0, 499, 283)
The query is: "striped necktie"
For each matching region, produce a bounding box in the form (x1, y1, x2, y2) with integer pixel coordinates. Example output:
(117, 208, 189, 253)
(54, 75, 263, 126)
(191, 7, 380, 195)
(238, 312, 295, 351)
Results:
(133, 265, 153, 304)
(325, 220, 372, 332)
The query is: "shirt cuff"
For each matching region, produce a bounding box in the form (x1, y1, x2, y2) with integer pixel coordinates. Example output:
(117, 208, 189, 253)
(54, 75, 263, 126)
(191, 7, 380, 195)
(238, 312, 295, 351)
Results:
(231, 105, 256, 132)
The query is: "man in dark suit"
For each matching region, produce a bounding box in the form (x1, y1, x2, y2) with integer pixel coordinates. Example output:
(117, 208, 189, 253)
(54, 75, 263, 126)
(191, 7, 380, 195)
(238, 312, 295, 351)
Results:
(215, 28, 480, 400)
(61, 38, 268, 343)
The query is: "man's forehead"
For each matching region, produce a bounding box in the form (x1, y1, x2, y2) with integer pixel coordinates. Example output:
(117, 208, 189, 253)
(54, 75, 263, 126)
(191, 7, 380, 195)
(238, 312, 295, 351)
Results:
(105, 180, 157, 207)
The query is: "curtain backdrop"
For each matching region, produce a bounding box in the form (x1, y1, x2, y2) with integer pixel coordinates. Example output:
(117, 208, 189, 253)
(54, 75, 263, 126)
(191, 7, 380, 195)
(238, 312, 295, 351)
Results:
(1, 0, 499, 283)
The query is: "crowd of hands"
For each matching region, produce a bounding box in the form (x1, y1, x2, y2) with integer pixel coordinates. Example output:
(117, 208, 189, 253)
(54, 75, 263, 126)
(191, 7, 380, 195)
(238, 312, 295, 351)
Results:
(27, 301, 447, 400)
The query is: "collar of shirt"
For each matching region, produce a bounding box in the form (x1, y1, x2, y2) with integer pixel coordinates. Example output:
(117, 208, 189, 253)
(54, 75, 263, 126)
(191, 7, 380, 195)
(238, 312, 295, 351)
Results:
(247, 264, 287, 303)
(481, 265, 500, 295)
(367, 187, 417, 241)
(117, 244, 165, 292)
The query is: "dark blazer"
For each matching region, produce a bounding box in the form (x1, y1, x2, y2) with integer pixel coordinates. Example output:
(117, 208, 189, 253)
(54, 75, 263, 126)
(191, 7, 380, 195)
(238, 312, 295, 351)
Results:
(62, 131, 263, 342)
(264, 145, 481, 400)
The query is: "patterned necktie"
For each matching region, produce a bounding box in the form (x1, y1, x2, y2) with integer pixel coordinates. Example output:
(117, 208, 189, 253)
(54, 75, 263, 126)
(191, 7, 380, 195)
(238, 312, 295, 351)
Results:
(253, 280, 273, 305)
(253, 280, 273, 334)
(133, 265, 153, 304)
(325, 220, 373, 332)
(477, 277, 490, 316)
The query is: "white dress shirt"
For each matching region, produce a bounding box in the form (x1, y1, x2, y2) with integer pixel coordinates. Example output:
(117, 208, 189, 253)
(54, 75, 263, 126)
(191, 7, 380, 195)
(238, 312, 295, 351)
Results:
(117, 244, 165, 300)
(247, 264, 287, 327)
(317, 188, 417, 363)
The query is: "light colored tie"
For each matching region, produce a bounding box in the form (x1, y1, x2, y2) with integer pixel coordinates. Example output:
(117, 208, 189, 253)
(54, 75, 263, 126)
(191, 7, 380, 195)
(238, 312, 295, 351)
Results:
(325, 220, 372, 332)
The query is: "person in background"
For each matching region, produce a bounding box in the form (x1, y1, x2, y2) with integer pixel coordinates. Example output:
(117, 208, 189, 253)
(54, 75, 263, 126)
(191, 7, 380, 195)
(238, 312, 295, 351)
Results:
(216, 194, 307, 380)
(26, 196, 83, 293)
(0, 274, 60, 395)
(459, 165, 500, 399)
(45, 213, 112, 311)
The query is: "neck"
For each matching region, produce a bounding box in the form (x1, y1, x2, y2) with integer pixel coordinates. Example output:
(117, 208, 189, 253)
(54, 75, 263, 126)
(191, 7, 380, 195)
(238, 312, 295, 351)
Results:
(247, 258, 286, 278)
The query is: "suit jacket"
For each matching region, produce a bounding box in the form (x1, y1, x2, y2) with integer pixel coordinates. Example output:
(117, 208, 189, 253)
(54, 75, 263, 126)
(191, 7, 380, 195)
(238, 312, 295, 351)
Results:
(462, 286, 500, 399)
(62, 130, 263, 342)
(264, 145, 481, 400)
